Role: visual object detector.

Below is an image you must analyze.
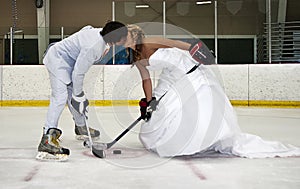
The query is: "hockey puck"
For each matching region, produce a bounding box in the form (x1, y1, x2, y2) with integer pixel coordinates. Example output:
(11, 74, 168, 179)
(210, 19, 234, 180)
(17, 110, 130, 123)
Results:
(83, 140, 91, 148)
(113, 150, 122, 154)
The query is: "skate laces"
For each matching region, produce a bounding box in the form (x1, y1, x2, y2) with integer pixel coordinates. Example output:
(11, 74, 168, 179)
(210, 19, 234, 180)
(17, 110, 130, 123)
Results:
(79, 126, 94, 135)
(50, 136, 61, 147)
(47, 128, 63, 147)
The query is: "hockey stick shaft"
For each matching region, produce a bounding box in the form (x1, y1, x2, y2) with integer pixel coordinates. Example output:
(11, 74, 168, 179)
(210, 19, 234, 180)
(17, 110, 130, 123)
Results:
(99, 93, 166, 150)
(106, 116, 143, 149)
(84, 114, 93, 145)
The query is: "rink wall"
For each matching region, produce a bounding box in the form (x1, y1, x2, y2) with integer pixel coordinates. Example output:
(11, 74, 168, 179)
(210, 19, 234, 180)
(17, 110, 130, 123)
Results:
(0, 64, 299, 107)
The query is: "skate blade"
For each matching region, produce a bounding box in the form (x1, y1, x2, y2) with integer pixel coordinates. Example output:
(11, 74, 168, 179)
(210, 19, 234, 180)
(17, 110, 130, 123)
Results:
(75, 135, 99, 141)
(36, 152, 69, 162)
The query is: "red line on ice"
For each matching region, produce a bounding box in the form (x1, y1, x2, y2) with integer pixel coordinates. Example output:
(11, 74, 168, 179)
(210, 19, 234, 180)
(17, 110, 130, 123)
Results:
(186, 161, 207, 180)
(23, 165, 41, 182)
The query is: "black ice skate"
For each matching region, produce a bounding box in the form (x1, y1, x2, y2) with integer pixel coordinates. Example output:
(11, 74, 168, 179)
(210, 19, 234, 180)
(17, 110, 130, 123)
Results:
(75, 125, 100, 140)
(36, 128, 70, 162)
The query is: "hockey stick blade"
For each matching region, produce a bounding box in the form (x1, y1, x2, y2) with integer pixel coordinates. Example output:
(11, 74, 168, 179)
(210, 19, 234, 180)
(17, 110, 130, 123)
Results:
(92, 143, 107, 158)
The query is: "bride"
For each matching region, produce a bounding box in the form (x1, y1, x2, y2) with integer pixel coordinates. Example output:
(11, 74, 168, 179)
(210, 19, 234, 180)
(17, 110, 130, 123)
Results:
(125, 24, 300, 158)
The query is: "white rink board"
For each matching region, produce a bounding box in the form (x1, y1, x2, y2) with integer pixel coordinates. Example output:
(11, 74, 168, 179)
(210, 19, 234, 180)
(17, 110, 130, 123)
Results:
(0, 64, 299, 101)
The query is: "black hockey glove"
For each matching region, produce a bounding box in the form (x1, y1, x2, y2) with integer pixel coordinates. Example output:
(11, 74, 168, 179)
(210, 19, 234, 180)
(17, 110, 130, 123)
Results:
(71, 91, 89, 116)
(139, 97, 158, 121)
(189, 40, 215, 65)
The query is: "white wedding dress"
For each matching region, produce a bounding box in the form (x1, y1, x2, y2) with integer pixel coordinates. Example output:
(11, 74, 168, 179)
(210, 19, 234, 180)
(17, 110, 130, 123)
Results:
(139, 48, 300, 158)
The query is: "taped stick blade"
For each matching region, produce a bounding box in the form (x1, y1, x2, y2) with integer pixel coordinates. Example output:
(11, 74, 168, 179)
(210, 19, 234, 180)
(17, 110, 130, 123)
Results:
(91, 143, 107, 158)
(92, 148, 105, 158)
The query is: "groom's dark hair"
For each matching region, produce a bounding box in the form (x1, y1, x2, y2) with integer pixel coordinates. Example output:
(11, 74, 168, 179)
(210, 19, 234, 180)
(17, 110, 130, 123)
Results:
(100, 21, 128, 43)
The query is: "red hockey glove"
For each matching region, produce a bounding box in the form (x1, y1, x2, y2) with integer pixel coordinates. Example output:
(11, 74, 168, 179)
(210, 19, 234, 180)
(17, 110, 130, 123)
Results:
(189, 40, 215, 65)
(139, 97, 158, 121)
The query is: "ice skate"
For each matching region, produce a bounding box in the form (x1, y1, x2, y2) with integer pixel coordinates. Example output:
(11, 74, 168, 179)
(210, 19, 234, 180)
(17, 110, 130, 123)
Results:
(36, 128, 70, 162)
(75, 125, 100, 140)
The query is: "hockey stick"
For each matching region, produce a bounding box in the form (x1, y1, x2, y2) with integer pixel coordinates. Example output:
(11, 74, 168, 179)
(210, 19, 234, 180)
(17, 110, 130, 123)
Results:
(91, 93, 167, 158)
(82, 109, 110, 158)
(82, 110, 99, 155)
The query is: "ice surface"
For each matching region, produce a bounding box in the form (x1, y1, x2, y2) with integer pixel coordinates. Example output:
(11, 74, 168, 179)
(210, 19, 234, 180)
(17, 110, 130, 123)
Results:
(0, 107, 299, 189)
